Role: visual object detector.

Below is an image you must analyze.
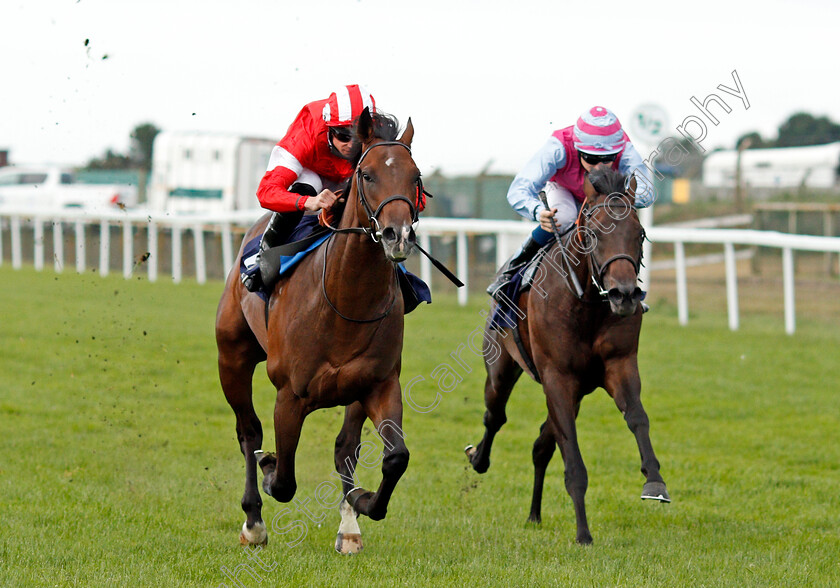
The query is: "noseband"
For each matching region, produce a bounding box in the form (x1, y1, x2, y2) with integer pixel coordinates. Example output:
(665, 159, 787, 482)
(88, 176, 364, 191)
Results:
(550, 199, 643, 301)
(577, 201, 644, 296)
(326, 141, 420, 242)
(319, 140, 418, 323)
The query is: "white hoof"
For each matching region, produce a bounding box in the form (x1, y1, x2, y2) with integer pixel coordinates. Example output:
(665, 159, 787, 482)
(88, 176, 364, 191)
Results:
(239, 521, 268, 546)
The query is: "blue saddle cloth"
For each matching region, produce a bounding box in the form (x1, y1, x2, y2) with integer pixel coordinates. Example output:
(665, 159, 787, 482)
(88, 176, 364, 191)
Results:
(240, 215, 431, 312)
(489, 267, 526, 331)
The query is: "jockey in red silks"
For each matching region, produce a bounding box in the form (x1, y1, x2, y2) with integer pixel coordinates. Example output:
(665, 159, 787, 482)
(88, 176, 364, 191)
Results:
(243, 84, 376, 292)
(487, 106, 656, 299)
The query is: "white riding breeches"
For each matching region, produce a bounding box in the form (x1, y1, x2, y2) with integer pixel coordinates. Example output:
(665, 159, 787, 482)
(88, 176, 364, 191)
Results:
(543, 182, 582, 233)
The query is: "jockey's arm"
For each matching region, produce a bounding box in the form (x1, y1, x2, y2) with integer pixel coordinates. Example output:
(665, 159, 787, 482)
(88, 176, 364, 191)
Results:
(507, 136, 566, 221)
(618, 142, 656, 208)
(257, 146, 340, 213)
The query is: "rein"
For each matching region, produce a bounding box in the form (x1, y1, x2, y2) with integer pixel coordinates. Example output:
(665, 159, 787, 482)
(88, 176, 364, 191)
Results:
(579, 201, 643, 296)
(323, 141, 419, 242)
(550, 200, 643, 301)
(318, 139, 462, 323)
(322, 138, 463, 289)
(320, 233, 399, 323)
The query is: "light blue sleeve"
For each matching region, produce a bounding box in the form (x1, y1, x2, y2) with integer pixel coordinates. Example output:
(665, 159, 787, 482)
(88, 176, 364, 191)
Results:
(618, 142, 656, 208)
(507, 136, 567, 221)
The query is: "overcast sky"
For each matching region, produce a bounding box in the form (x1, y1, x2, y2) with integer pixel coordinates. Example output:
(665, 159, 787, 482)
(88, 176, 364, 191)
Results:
(2, 0, 838, 175)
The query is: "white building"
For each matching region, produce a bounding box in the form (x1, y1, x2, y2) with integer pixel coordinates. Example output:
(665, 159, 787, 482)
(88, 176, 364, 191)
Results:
(703, 142, 840, 189)
(149, 131, 276, 213)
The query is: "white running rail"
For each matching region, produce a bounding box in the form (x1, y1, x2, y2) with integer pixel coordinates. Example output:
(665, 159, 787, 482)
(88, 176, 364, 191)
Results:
(2, 208, 838, 334)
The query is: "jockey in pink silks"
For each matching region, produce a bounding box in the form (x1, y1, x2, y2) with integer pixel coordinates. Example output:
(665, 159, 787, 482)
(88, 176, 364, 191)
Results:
(487, 106, 655, 298)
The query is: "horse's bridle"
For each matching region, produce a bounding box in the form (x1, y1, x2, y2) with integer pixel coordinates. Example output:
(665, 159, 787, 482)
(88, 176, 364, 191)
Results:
(556, 199, 645, 300)
(326, 140, 420, 242)
(320, 140, 418, 323)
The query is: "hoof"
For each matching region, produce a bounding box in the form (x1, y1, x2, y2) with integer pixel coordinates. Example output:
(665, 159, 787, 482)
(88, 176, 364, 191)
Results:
(465, 444, 488, 473)
(641, 481, 671, 503)
(576, 533, 593, 545)
(257, 452, 277, 472)
(239, 521, 268, 546)
(335, 532, 363, 554)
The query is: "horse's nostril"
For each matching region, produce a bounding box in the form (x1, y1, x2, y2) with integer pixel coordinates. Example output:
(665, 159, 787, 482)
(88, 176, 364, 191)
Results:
(381, 227, 397, 243)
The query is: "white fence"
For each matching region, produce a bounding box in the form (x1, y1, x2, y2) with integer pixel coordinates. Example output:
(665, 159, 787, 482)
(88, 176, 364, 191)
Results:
(2, 207, 839, 335)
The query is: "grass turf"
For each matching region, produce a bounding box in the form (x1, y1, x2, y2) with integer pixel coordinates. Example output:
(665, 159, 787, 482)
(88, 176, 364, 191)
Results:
(1, 265, 838, 586)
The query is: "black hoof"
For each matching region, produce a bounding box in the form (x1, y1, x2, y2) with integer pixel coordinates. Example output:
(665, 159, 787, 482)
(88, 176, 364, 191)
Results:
(577, 533, 593, 545)
(465, 444, 489, 474)
(641, 481, 671, 502)
(257, 452, 277, 473)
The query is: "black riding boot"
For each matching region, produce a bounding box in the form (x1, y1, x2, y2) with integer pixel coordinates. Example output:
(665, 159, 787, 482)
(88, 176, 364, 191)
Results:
(242, 211, 303, 292)
(486, 236, 544, 299)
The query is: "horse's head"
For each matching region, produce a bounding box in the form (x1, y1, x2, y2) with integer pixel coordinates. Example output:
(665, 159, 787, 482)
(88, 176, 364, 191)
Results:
(580, 166, 645, 317)
(349, 108, 419, 262)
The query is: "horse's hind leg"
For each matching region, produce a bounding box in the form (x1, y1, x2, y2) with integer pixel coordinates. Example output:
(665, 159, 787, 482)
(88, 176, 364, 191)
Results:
(604, 360, 670, 503)
(466, 329, 522, 473)
(528, 419, 557, 524)
(217, 296, 268, 545)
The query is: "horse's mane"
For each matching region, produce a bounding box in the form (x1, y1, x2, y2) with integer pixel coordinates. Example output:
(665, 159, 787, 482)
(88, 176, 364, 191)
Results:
(355, 111, 401, 143)
(588, 166, 628, 198)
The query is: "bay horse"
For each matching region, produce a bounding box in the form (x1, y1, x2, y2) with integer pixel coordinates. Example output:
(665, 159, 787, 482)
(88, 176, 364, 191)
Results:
(466, 166, 670, 544)
(216, 109, 420, 553)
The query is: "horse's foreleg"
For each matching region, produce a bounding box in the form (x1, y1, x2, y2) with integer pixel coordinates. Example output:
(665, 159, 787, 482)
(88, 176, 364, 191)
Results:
(262, 390, 307, 503)
(604, 359, 670, 503)
(544, 373, 592, 545)
(528, 419, 557, 524)
(346, 379, 409, 522)
(334, 402, 366, 554)
(467, 331, 522, 474)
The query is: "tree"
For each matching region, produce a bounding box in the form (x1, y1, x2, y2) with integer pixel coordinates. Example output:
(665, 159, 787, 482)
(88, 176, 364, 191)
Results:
(776, 112, 840, 147)
(82, 122, 161, 171)
(736, 131, 766, 150)
(84, 148, 132, 170)
(130, 122, 160, 170)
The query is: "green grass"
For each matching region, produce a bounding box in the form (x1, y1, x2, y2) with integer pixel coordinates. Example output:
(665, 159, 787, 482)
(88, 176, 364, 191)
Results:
(1, 265, 839, 587)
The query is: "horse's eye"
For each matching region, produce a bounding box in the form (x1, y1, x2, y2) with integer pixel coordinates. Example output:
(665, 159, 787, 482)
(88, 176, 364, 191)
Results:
(362, 172, 373, 183)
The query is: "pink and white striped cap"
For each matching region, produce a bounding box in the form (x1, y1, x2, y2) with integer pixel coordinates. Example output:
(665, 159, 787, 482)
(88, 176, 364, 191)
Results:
(573, 106, 626, 155)
(322, 84, 376, 127)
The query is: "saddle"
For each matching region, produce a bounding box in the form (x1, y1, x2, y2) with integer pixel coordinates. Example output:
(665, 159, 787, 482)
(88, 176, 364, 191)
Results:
(487, 246, 553, 384)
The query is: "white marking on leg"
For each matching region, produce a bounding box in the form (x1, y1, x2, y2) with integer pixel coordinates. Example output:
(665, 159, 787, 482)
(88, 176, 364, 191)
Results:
(338, 499, 361, 535)
(335, 498, 363, 554)
(240, 520, 268, 546)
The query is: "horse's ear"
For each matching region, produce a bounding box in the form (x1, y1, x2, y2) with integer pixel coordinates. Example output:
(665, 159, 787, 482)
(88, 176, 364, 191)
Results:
(627, 174, 637, 198)
(583, 175, 597, 200)
(356, 107, 375, 143)
(398, 117, 414, 147)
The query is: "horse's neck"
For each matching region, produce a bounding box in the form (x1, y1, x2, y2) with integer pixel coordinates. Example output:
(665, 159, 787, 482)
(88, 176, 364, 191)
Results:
(557, 234, 593, 296)
(326, 207, 395, 305)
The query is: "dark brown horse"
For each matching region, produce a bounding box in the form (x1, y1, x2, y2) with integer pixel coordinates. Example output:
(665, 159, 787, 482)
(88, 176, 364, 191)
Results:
(466, 166, 669, 544)
(216, 109, 420, 553)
